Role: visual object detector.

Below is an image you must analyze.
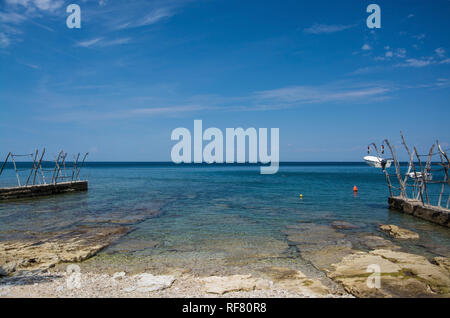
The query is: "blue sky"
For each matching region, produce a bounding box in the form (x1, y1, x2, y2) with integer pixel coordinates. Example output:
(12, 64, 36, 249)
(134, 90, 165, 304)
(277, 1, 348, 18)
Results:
(0, 0, 449, 161)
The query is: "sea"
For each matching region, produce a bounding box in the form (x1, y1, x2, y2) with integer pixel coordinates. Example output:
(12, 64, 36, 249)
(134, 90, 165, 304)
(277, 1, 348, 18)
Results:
(0, 162, 449, 276)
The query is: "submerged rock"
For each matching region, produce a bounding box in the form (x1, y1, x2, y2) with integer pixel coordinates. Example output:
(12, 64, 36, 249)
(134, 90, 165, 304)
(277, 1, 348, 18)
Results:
(357, 235, 400, 251)
(0, 226, 130, 273)
(200, 275, 270, 295)
(329, 249, 450, 297)
(284, 223, 355, 271)
(379, 224, 419, 240)
(331, 221, 359, 230)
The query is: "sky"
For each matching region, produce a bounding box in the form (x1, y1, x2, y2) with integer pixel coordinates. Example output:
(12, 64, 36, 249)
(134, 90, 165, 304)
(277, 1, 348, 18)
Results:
(0, 0, 449, 161)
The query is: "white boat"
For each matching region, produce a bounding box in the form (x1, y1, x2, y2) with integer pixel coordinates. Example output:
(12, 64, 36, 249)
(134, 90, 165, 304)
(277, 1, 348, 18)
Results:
(407, 172, 432, 181)
(364, 156, 392, 168)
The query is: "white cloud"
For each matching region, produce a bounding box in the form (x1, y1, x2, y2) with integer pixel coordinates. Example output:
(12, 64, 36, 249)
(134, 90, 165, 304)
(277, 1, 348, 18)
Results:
(435, 48, 446, 58)
(398, 58, 432, 68)
(0, 12, 26, 24)
(362, 44, 372, 51)
(303, 24, 355, 34)
(0, 33, 11, 48)
(414, 33, 426, 41)
(75, 37, 131, 48)
(6, 0, 64, 12)
(40, 105, 212, 122)
(254, 82, 391, 105)
(101, 38, 131, 46)
(395, 48, 406, 58)
(385, 51, 393, 57)
(408, 14, 415, 18)
(116, 7, 175, 30)
(75, 38, 104, 48)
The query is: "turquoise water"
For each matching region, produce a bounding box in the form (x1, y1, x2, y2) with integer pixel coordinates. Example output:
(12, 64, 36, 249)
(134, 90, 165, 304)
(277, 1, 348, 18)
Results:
(0, 163, 449, 275)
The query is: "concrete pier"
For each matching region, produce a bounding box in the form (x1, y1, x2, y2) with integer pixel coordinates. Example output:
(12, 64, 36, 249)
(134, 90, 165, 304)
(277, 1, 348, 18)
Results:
(388, 196, 450, 228)
(0, 181, 88, 201)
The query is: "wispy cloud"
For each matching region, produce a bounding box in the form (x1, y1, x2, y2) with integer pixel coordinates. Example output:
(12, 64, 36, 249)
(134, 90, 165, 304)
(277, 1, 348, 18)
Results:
(16, 60, 40, 69)
(303, 23, 355, 35)
(0, 33, 11, 48)
(0, 12, 26, 24)
(75, 37, 131, 48)
(435, 48, 446, 58)
(1, 0, 62, 50)
(117, 7, 175, 30)
(395, 54, 449, 68)
(5, 0, 64, 12)
(253, 82, 391, 106)
(39, 105, 212, 122)
(75, 38, 104, 48)
(398, 58, 432, 67)
(33, 75, 450, 123)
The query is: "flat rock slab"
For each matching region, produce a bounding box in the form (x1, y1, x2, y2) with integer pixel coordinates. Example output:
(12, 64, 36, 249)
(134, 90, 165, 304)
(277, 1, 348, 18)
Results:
(200, 274, 271, 295)
(329, 249, 450, 297)
(284, 223, 355, 272)
(261, 266, 331, 297)
(134, 273, 175, 292)
(0, 226, 130, 275)
(357, 235, 400, 251)
(379, 224, 419, 240)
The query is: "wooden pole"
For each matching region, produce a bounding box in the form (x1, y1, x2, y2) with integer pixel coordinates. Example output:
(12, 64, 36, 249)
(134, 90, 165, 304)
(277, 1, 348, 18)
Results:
(76, 152, 88, 180)
(368, 142, 393, 197)
(34, 148, 46, 185)
(0, 152, 11, 178)
(400, 133, 416, 199)
(26, 150, 38, 186)
(384, 139, 405, 197)
(71, 153, 80, 182)
(51, 151, 63, 184)
(54, 153, 66, 184)
(414, 146, 433, 205)
(11, 155, 21, 187)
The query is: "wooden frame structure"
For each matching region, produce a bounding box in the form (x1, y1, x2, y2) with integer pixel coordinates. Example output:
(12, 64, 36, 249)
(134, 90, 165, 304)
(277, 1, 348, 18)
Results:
(0, 149, 89, 201)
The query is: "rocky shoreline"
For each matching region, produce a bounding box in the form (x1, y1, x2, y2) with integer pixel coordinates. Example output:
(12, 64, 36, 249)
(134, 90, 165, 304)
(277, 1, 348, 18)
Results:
(1, 220, 449, 298)
(0, 268, 350, 298)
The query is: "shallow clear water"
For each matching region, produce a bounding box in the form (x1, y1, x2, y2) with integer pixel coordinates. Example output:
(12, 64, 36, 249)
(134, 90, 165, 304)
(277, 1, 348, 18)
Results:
(0, 163, 449, 275)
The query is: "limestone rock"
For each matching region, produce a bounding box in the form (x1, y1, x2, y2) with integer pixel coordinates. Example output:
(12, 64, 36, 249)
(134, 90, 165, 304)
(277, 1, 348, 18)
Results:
(0, 226, 130, 273)
(0, 262, 16, 276)
(200, 275, 270, 295)
(112, 272, 126, 280)
(262, 267, 330, 296)
(434, 257, 450, 273)
(284, 223, 355, 271)
(359, 235, 400, 250)
(329, 249, 450, 297)
(379, 224, 419, 239)
(134, 273, 175, 292)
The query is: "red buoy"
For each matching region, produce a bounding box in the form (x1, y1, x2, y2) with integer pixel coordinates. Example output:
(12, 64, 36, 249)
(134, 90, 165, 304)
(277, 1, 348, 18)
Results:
(353, 185, 358, 192)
